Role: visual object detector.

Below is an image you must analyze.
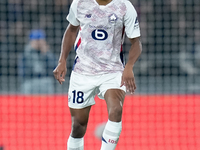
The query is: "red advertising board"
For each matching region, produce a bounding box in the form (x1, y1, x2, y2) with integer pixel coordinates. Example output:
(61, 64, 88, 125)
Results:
(1, 95, 200, 150)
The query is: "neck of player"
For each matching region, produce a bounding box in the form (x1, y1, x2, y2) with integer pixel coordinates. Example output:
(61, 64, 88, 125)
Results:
(96, 0, 112, 5)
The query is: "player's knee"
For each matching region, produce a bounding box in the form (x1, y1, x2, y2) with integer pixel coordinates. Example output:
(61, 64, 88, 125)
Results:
(71, 121, 87, 138)
(108, 105, 122, 122)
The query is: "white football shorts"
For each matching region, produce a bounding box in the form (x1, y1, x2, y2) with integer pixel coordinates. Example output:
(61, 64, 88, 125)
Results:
(68, 71, 126, 109)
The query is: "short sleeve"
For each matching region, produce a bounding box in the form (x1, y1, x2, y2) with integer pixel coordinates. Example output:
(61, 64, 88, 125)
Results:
(66, 0, 80, 26)
(124, 1, 140, 38)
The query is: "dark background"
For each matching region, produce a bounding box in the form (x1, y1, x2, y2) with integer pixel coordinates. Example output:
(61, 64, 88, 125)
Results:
(0, 0, 200, 94)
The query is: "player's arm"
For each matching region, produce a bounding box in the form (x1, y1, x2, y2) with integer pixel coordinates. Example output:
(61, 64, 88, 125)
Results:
(126, 37, 142, 68)
(53, 24, 79, 84)
(121, 1, 142, 94)
(121, 37, 142, 93)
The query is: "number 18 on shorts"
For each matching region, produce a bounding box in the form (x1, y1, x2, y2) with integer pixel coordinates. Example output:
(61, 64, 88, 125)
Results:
(68, 71, 126, 109)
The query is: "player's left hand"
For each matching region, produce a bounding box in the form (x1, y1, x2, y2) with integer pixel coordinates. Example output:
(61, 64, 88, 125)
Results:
(120, 65, 136, 94)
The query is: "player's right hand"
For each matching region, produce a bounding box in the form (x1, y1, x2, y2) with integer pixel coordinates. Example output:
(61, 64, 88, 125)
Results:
(53, 62, 67, 84)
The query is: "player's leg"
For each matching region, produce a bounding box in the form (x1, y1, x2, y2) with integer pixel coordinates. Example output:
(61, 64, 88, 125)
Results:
(104, 89, 125, 122)
(100, 89, 125, 150)
(67, 71, 97, 150)
(67, 106, 91, 150)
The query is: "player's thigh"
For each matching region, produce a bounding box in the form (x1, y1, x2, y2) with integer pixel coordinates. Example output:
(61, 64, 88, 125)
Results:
(70, 106, 91, 125)
(104, 89, 125, 122)
(104, 89, 126, 109)
(69, 106, 91, 137)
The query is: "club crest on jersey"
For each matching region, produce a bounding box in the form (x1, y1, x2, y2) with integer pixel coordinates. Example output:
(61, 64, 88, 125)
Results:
(108, 13, 118, 23)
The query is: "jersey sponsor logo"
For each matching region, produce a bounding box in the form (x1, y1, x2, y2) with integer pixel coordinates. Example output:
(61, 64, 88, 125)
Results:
(89, 24, 111, 30)
(92, 29, 108, 40)
(108, 13, 118, 23)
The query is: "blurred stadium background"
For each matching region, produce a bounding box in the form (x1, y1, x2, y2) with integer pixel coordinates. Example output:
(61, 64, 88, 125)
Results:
(0, 0, 200, 150)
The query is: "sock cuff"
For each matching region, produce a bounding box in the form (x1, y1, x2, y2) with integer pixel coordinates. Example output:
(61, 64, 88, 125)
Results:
(67, 136, 84, 149)
(108, 120, 122, 127)
(105, 120, 122, 134)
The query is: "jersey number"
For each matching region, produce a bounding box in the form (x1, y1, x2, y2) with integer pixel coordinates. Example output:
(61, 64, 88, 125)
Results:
(72, 90, 84, 104)
(92, 29, 108, 40)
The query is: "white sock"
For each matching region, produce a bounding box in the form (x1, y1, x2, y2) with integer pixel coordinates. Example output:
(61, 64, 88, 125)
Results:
(67, 136, 84, 150)
(100, 120, 122, 150)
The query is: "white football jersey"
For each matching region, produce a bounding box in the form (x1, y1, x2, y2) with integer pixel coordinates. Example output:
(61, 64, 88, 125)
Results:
(67, 0, 140, 75)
